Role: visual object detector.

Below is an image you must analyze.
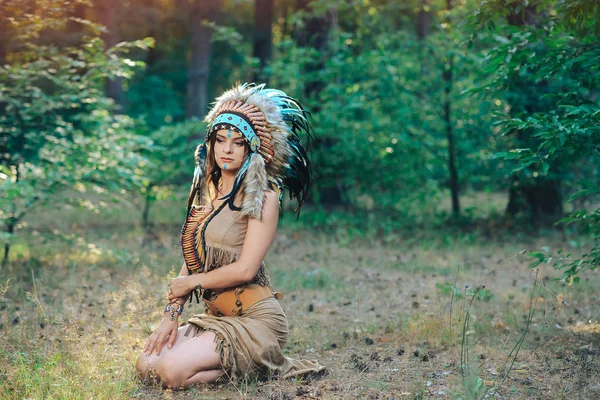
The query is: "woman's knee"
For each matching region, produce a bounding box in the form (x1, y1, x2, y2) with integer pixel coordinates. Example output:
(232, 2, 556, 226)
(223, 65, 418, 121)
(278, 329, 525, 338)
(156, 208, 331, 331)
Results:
(155, 359, 185, 389)
(137, 332, 221, 389)
(136, 352, 178, 388)
(136, 352, 150, 380)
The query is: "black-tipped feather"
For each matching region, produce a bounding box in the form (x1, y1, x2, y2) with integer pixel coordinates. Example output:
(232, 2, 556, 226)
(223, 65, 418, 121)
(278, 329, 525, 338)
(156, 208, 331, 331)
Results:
(259, 88, 314, 215)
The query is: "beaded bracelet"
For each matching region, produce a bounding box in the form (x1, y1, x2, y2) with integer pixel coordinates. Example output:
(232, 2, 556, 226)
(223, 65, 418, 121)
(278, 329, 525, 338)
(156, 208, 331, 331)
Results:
(163, 303, 183, 321)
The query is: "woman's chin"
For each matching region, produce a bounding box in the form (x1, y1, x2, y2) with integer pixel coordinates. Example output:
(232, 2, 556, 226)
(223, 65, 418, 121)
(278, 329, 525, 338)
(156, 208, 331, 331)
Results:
(220, 165, 240, 174)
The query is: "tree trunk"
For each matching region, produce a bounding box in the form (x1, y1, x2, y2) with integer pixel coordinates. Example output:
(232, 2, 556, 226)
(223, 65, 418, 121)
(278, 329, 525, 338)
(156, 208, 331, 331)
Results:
(416, 0, 431, 40)
(66, 4, 87, 47)
(280, 1, 290, 39)
(142, 184, 154, 228)
(2, 164, 19, 268)
(96, 0, 125, 108)
(506, 177, 563, 217)
(294, 0, 341, 205)
(253, 0, 273, 82)
(141, 184, 164, 248)
(2, 221, 14, 268)
(0, 4, 9, 65)
(293, 0, 332, 101)
(443, 0, 460, 217)
(444, 63, 459, 217)
(185, 0, 222, 119)
(505, 6, 562, 219)
(141, 0, 158, 67)
(415, 0, 433, 78)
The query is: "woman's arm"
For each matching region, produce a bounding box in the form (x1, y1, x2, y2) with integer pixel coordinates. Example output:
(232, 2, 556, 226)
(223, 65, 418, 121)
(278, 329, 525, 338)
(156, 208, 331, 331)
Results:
(145, 262, 190, 356)
(168, 190, 279, 298)
(171, 263, 191, 304)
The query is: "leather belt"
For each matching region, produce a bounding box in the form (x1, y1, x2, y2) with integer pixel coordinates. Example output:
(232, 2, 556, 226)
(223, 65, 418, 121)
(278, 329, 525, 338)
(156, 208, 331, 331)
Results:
(204, 284, 283, 317)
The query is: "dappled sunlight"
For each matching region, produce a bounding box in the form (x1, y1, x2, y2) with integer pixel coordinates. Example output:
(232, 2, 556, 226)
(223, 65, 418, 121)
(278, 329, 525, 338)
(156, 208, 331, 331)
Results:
(567, 321, 600, 334)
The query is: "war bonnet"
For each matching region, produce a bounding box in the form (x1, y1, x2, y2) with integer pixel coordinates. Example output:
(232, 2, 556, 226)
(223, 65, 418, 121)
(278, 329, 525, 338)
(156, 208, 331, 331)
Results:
(187, 83, 313, 220)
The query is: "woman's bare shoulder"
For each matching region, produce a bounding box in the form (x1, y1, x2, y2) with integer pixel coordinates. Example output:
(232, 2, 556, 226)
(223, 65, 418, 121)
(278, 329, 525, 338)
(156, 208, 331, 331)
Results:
(262, 190, 279, 216)
(264, 189, 278, 202)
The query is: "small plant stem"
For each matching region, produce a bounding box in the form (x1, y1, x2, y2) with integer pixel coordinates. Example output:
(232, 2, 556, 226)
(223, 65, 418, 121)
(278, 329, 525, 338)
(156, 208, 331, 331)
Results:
(477, 249, 526, 288)
(537, 278, 567, 307)
(450, 264, 460, 364)
(462, 285, 483, 377)
(461, 309, 468, 375)
(459, 250, 528, 388)
(494, 269, 541, 392)
(460, 285, 470, 375)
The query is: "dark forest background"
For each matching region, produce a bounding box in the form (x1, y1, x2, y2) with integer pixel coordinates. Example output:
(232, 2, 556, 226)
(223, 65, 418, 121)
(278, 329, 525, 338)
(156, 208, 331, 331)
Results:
(1, 0, 599, 278)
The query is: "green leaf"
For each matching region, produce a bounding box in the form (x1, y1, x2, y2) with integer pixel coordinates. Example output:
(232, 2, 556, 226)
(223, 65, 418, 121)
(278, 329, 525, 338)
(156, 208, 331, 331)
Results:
(541, 162, 549, 175)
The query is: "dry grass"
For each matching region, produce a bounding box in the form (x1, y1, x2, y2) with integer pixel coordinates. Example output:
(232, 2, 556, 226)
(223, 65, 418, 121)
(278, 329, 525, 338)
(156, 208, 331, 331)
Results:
(1, 195, 599, 399)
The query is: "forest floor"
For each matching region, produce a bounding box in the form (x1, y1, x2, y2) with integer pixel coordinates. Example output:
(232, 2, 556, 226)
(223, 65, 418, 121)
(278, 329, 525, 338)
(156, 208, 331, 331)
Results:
(1, 194, 599, 399)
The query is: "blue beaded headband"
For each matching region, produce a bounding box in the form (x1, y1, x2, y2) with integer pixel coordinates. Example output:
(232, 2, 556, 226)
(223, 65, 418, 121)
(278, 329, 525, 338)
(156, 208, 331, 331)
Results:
(209, 112, 261, 152)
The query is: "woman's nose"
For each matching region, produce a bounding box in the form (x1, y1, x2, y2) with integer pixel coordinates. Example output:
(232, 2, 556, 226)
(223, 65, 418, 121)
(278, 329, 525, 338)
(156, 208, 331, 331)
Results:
(224, 141, 233, 153)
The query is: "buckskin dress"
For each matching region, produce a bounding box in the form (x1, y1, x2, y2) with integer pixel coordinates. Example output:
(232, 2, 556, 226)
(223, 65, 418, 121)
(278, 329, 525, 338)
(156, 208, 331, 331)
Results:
(181, 198, 326, 381)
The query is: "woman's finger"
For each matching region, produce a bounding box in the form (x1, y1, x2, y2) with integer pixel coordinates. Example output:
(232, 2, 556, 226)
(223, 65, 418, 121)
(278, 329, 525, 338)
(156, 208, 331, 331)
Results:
(151, 334, 162, 355)
(144, 333, 156, 353)
(146, 337, 157, 356)
(157, 334, 169, 355)
(155, 333, 167, 356)
(167, 326, 178, 349)
(149, 331, 164, 356)
(169, 291, 184, 300)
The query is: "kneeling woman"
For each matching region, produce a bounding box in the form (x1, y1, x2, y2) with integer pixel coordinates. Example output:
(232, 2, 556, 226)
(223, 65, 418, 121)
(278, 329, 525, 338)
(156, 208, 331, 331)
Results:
(136, 84, 325, 389)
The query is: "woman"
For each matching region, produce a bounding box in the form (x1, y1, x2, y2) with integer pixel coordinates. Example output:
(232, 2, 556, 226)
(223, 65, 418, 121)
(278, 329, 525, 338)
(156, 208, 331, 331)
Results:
(136, 83, 325, 389)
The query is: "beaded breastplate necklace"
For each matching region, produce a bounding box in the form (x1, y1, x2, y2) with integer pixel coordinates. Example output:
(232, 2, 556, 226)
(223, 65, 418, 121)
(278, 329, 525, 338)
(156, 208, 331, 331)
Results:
(181, 201, 228, 274)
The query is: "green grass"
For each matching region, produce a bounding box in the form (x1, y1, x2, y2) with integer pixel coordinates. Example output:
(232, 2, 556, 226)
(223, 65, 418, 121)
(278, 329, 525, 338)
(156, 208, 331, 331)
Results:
(1, 192, 599, 399)
(270, 268, 335, 291)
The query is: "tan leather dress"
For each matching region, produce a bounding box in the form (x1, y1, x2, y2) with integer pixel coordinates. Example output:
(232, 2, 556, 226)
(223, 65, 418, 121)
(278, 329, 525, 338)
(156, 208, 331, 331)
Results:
(182, 200, 325, 380)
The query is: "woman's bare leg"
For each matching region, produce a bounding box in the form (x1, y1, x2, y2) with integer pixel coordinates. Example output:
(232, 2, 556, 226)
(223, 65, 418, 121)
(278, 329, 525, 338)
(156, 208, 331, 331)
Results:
(184, 369, 224, 386)
(137, 327, 223, 389)
(136, 325, 193, 381)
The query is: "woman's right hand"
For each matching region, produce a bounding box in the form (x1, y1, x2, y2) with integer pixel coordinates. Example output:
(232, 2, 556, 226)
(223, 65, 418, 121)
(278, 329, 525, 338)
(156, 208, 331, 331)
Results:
(144, 315, 179, 356)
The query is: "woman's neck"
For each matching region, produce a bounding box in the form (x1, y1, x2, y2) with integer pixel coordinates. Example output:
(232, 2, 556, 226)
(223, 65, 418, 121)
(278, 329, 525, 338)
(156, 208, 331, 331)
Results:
(218, 170, 237, 195)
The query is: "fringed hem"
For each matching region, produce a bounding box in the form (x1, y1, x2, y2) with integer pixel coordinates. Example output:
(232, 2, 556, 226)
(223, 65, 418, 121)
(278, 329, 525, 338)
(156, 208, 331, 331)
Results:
(204, 245, 240, 272)
(203, 244, 271, 290)
(182, 298, 325, 382)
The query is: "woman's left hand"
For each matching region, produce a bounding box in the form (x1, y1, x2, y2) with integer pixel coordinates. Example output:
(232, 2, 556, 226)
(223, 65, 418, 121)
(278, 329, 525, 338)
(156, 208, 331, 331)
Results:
(168, 276, 193, 300)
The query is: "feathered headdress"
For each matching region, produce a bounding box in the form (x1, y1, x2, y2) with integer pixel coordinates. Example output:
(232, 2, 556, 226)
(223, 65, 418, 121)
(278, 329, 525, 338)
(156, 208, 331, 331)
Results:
(187, 83, 313, 220)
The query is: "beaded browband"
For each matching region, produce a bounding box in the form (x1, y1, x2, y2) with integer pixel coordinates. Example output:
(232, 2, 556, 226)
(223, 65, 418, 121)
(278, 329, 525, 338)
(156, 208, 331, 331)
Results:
(207, 100, 275, 163)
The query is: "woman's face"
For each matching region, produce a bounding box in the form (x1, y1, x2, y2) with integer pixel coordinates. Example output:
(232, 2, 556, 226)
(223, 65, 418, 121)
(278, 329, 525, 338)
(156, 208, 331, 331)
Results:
(213, 129, 248, 172)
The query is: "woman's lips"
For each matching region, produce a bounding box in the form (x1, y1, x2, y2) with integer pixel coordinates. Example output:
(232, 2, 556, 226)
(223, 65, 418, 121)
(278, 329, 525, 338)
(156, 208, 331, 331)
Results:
(221, 158, 233, 162)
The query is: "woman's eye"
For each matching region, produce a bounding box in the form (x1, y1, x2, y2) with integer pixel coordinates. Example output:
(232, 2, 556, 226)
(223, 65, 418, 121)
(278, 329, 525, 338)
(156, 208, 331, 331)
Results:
(216, 138, 224, 143)
(235, 142, 244, 147)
